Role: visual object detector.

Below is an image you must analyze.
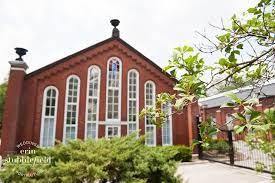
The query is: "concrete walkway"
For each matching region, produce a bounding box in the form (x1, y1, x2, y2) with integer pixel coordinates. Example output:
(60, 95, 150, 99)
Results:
(176, 161, 274, 183)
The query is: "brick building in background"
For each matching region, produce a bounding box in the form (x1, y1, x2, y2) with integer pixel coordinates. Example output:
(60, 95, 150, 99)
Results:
(199, 81, 275, 140)
(1, 20, 198, 156)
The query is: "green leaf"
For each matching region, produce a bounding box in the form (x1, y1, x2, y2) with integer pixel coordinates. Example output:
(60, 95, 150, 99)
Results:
(247, 8, 257, 13)
(174, 98, 185, 111)
(243, 98, 259, 105)
(225, 46, 231, 53)
(170, 69, 177, 78)
(236, 44, 243, 49)
(250, 111, 262, 122)
(234, 125, 246, 134)
(163, 65, 174, 72)
(225, 93, 242, 104)
(252, 124, 270, 131)
(221, 102, 235, 108)
(244, 106, 254, 114)
(232, 50, 240, 55)
(232, 112, 246, 122)
(218, 58, 228, 66)
(228, 52, 237, 62)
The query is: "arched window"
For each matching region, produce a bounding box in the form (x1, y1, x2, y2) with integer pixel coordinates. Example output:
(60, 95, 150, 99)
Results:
(40, 86, 58, 147)
(145, 81, 156, 146)
(63, 75, 80, 143)
(162, 103, 173, 146)
(106, 57, 122, 121)
(86, 66, 100, 139)
(127, 69, 139, 135)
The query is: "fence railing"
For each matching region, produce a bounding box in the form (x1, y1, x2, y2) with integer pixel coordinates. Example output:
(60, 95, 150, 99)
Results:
(196, 115, 274, 173)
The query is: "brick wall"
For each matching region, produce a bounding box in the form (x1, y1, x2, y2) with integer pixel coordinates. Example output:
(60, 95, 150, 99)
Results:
(1, 38, 196, 155)
(200, 96, 275, 140)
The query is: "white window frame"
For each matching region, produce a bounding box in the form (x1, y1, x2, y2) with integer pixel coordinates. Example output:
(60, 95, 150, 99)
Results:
(85, 65, 101, 140)
(40, 86, 59, 147)
(162, 103, 173, 146)
(105, 125, 121, 139)
(144, 80, 156, 146)
(127, 69, 139, 136)
(63, 75, 80, 143)
(105, 57, 122, 123)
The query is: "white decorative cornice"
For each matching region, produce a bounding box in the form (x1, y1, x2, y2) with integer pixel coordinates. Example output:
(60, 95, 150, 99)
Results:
(9, 61, 28, 70)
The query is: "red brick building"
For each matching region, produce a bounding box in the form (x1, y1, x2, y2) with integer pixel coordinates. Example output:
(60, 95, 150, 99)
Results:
(1, 20, 197, 156)
(199, 82, 275, 139)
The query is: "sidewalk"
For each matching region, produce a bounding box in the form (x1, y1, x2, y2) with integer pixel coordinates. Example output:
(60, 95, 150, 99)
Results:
(176, 161, 274, 183)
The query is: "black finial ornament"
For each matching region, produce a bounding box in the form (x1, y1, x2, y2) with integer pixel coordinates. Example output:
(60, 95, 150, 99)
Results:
(15, 47, 28, 61)
(110, 19, 120, 27)
(110, 19, 120, 38)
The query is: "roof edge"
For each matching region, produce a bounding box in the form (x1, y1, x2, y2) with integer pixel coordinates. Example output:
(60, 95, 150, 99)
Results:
(25, 37, 116, 79)
(199, 79, 275, 103)
(25, 37, 177, 83)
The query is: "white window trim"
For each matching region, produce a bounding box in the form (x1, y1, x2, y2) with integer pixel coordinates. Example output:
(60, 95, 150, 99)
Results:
(144, 80, 156, 146)
(40, 86, 59, 147)
(63, 75, 81, 143)
(162, 104, 173, 146)
(127, 69, 139, 136)
(105, 57, 122, 122)
(85, 65, 101, 140)
(105, 125, 121, 138)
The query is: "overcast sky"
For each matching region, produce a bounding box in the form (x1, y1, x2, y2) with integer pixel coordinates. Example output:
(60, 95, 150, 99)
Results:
(0, 0, 258, 81)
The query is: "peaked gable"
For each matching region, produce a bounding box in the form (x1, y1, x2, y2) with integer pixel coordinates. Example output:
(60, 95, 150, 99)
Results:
(25, 37, 176, 85)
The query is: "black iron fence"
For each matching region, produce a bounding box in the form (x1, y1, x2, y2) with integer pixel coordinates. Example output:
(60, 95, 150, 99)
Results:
(196, 116, 275, 173)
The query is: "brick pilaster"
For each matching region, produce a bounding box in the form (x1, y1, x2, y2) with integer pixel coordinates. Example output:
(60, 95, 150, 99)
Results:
(1, 60, 28, 156)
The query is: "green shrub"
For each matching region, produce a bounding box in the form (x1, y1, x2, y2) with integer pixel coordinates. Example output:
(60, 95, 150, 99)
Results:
(213, 140, 230, 154)
(0, 134, 182, 183)
(204, 139, 230, 154)
(162, 146, 192, 162)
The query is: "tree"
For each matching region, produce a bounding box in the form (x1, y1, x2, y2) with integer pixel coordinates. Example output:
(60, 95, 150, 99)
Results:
(141, 0, 274, 178)
(208, 75, 254, 94)
(198, 0, 275, 91)
(142, 0, 275, 131)
(222, 93, 275, 178)
(0, 80, 7, 132)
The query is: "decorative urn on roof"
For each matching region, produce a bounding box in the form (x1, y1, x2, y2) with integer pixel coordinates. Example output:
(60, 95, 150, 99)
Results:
(15, 47, 28, 61)
(110, 19, 120, 38)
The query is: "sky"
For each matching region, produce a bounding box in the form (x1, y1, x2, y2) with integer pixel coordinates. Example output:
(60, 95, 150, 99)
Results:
(0, 0, 258, 81)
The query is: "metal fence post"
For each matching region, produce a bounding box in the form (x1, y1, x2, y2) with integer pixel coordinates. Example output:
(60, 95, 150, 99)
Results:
(195, 115, 203, 159)
(227, 130, 234, 165)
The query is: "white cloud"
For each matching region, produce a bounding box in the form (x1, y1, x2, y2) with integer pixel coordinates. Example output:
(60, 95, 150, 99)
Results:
(0, 0, 258, 81)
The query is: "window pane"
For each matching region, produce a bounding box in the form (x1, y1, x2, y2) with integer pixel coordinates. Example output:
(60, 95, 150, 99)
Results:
(127, 70, 139, 135)
(113, 112, 118, 119)
(41, 87, 58, 147)
(107, 59, 121, 120)
(46, 98, 50, 106)
(162, 104, 172, 145)
(45, 108, 50, 116)
(64, 76, 79, 144)
(50, 107, 55, 116)
(108, 127, 112, 136)
(145, 82, 156, 145)
(107, 126, 120, 138)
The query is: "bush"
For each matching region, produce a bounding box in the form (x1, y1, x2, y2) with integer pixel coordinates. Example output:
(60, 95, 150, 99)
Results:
(0, 134, 183, 183)
(162, 146, 192, 162)
(206, 139, 230, 154)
